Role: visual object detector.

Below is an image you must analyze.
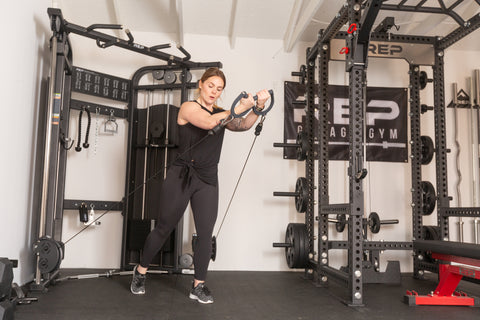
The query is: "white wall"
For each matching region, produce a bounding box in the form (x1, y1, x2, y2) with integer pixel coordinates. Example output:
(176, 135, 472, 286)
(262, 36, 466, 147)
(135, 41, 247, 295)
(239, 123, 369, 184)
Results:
(2, 2, 479, 287)
(0, 0, 52, 285)
(59, 29, 310, 271)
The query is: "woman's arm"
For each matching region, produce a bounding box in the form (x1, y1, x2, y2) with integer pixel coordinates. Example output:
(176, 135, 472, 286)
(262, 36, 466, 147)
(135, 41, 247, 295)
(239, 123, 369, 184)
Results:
(177, 101, 227, 130)
(178, 96, 255, 130)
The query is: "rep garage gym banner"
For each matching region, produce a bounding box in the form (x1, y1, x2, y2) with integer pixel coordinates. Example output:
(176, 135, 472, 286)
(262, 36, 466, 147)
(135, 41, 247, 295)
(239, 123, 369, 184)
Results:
(283, 81, 407, 162)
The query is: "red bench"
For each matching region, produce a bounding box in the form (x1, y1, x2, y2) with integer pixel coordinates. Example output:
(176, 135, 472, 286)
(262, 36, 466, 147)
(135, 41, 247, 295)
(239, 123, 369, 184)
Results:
(405, 240, 480, 306)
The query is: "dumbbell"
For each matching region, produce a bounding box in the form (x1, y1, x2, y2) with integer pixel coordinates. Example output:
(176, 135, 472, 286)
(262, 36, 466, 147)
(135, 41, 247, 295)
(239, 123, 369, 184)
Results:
(323, 212, 399, 234)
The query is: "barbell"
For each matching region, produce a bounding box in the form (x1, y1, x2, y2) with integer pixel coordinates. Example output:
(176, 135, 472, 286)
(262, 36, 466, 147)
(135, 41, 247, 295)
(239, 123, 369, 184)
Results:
(326, 212, 399, 234)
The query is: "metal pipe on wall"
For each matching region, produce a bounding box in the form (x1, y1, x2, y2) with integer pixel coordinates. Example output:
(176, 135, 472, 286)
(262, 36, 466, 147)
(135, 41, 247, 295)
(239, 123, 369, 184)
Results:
(469, 76, 479, 243)
(475, 70, 480, 243)
(452, 82, 464, 242)
(164, 90, 171, 180)
(141, 91, 152, 220)
(36, 36, 58, 284)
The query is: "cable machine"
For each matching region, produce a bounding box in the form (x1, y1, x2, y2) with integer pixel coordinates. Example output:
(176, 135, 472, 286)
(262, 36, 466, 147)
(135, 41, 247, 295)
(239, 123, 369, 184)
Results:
(274, 0, 480, 306)
(32, 7, 221, 291)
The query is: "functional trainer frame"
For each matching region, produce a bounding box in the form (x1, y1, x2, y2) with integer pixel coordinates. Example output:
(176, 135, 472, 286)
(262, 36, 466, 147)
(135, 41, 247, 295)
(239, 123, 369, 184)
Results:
(286, 0, 480, 306)
(33, 8, 221, 291)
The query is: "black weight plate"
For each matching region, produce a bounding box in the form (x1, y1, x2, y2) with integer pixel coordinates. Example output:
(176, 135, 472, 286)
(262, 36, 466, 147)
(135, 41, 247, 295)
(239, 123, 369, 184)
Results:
(369, 212, 381, 234)
(164, 71, 177, 84)
(419, 71, 428, 90)
(181, 70, 192, 83)
(420, 136, 434, 165)
(285, 224, 294, 268)
(422, 225, 441, 240)
(285, 223, 308, 269)
(211, 236, 217, 261)
(35, 238, 63, 274)
(421, 181, 436, 215)
(296, 131, 307, 161)
(335, 214, 346, 232)
(295, 177, 308, 213)
(192, 234, 217, 261)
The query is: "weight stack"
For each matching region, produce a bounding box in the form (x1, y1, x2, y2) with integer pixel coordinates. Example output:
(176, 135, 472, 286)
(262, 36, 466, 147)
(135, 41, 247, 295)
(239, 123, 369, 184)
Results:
(124, 104, 181, 270)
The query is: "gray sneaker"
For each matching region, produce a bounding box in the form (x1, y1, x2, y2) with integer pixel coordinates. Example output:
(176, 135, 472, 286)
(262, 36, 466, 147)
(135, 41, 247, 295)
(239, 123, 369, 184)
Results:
(189, 282, 214, 304)
(130, 265, 146, 295)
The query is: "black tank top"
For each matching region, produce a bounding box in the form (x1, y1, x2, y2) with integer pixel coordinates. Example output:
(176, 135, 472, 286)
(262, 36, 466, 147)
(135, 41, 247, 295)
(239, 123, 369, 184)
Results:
(174, 101, 225, 186)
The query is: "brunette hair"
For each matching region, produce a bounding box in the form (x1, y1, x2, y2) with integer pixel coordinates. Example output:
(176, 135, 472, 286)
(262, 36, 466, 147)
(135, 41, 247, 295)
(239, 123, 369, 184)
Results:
(200, 67, 226, 89)
(196, 67, 226, 109)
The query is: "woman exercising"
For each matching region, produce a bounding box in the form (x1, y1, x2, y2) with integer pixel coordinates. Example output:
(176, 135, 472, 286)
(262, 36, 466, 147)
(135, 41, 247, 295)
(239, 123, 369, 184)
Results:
(130, 67, 270, 304)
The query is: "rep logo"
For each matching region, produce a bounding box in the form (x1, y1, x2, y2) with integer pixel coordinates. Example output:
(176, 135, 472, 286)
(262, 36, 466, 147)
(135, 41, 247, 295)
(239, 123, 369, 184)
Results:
(332, 98, 400, 139)
(368, 43, 402, 55)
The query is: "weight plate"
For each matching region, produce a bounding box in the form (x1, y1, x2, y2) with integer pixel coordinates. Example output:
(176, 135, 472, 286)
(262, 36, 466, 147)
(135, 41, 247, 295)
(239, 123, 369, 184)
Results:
(296, 131, 307, 161)
(34, 237, 64, 274)
(152, 70, 165, 81)
(181, 70, 192, 83)
(421, 181, 436, 215)
(285, 223, 309, 269)
(335, 214, 346, 232)
(191, 234, 217, 261)
(368, 212, 381, 234)
(295, 177, 308, 213)
(420, 136, 434, 165)
(419, 71, 428, 90)
(164, 71, 177, 84)
(211, 236, 217, 261)
(422, 225, 441, 240)
(179, 253, 193, 268)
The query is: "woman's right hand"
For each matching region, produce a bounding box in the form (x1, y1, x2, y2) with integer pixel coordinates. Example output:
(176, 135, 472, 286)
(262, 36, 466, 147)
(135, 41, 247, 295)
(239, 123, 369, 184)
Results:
(235, 93, 255, 114)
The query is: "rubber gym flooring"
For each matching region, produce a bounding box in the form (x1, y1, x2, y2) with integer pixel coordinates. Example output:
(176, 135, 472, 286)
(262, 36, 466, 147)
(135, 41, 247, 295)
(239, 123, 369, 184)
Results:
(14, 270, 480, 320)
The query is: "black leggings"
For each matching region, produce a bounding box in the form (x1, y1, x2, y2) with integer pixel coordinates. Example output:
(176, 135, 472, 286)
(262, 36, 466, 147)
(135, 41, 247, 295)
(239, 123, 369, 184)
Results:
(140, 165, 218, 281)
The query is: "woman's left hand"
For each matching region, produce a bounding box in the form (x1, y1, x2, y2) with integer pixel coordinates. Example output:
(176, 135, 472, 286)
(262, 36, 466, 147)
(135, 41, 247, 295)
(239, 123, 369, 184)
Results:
(255, 89, 270, 109)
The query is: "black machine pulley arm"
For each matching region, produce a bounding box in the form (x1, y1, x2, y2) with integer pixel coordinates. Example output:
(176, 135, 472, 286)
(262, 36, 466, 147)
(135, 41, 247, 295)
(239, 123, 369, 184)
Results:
(149, 43, 191, 62)
(47, 7, 200, 66)
(86, 23, 123, 31)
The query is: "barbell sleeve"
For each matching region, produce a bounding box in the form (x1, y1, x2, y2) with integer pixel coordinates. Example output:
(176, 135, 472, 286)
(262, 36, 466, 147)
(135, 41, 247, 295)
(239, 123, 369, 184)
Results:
(273, 191, 298, 197)
(380, 219, 399, 225)
(273, 142, 301, 148)
(272, 242, 292, 248)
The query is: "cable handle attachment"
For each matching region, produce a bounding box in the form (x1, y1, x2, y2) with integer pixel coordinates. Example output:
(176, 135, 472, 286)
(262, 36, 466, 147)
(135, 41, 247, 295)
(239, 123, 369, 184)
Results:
(230, 89, 275, 118)
(208, 115, 234, 135)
